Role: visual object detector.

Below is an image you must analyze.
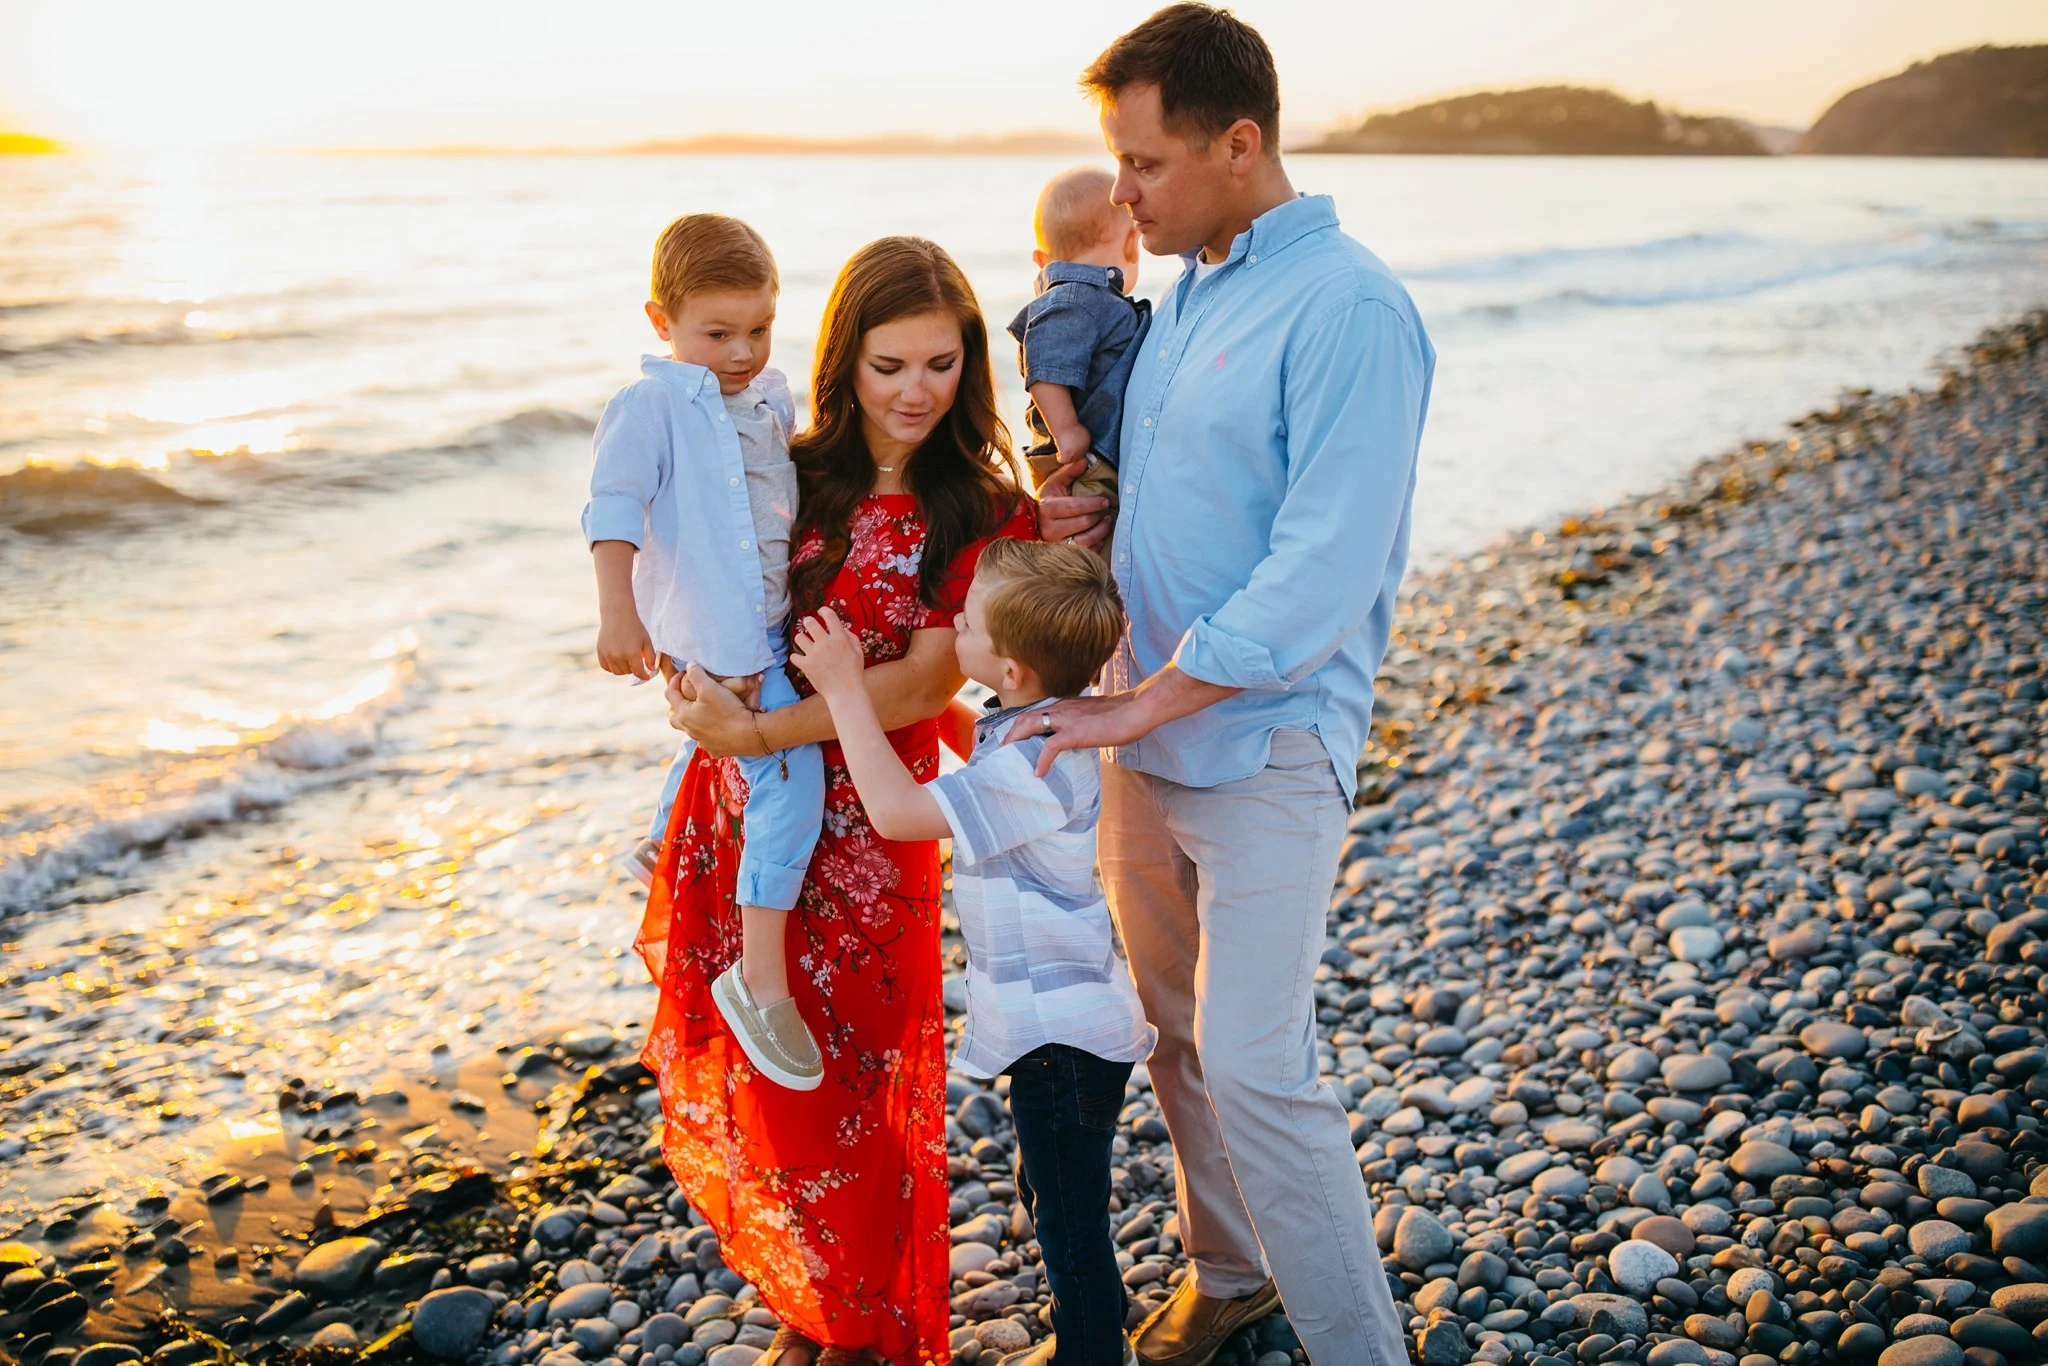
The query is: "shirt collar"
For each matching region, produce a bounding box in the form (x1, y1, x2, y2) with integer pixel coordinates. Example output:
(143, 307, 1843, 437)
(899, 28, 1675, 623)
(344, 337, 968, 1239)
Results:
(975, 695, 1057, 745)
(1178, 192, 1339, 274)
(640, 354, 723, 396)
(1036, 261, 1126, 293)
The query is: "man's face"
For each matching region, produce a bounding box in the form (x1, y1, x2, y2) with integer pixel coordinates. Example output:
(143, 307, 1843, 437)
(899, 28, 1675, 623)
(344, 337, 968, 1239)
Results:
(1100, 82, 1233, 259)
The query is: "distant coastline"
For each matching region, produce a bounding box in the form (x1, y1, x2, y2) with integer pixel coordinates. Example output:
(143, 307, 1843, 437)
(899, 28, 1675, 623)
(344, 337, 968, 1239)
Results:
(315, 130, 1102, 157)
(1300, 86, 1777, 156)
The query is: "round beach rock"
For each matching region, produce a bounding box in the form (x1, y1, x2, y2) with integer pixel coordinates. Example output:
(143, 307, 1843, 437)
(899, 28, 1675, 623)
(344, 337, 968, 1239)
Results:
(1729, 1141, 1804, 1182)
(1725, 1267, 1776, 1303)
(1907, 1220, 1970, 1262)
(1632, 1215, 1696, 1257)
(1393, 1206, 1455, 1270)
(1571, 1293, 1650, 1339)
(294, 1237, 385, 1296)
(1799, 1021, 1868, 1060)
(411, 1286, 497, 1360)
(548, 1282, 613, 1323)
(1986, 1203, 2048, 1259)
(1662, 1053, 1731, 1092)
(1609, 1238, 1679, 1295)
(1879, 1337, 1964, 1366)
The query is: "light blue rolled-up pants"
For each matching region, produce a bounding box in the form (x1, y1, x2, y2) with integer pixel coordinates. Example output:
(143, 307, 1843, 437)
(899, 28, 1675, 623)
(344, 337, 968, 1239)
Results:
(648, 650, 823, 911)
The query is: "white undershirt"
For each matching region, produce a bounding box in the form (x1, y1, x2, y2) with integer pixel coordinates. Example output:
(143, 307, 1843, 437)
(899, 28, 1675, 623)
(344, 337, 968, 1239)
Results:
(1192, 255, 1222, 286)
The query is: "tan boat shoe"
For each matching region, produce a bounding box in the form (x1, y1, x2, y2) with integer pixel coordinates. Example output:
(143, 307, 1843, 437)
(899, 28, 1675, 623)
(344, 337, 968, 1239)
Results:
(1132, 1278, 1282, 1366)
(711, 962, 823, 1091)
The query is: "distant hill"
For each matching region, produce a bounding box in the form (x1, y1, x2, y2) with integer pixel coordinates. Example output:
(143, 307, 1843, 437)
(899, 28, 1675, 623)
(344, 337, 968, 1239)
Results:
(1303, 86, 1769, 156)
(0, 132, 61, 154)
(1798, 45, 2048, 156)
(360, 130, 1101, 158)
(617, 131, 1099, 156)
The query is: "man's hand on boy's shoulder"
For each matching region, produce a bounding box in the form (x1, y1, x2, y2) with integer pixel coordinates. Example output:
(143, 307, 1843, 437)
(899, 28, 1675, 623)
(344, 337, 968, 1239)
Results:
(790, 608, 865, 697)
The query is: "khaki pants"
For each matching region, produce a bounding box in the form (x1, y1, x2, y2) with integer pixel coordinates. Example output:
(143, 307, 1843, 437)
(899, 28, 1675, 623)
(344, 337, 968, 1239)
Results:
(1098, 731, 1408, 1366)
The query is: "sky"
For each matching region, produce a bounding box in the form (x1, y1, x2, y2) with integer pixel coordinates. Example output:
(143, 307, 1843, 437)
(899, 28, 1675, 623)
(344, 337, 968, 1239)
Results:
(3, 0, 2045, 150)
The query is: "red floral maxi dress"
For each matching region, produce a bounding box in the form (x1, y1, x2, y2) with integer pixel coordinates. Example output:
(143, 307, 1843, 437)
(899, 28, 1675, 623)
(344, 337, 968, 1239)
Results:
(636, 492, 1035, 1363)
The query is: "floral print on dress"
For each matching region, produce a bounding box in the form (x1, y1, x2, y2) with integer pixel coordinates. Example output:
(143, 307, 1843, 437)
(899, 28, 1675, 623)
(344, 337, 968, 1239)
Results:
(636, 491, 1035, 1364)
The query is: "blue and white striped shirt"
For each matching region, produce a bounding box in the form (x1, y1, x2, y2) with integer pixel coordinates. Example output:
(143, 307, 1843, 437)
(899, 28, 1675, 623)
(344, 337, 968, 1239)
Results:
(928, 699, 1157, 1079)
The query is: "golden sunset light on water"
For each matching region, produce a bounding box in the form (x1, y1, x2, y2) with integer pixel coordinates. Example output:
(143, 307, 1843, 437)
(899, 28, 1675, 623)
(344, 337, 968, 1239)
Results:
(3, 0, 2045, 148)
(5, 0, 2048, 1354)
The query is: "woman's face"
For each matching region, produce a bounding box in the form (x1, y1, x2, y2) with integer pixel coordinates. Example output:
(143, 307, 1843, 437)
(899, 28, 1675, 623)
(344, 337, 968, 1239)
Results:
(854, 310, 963, 456)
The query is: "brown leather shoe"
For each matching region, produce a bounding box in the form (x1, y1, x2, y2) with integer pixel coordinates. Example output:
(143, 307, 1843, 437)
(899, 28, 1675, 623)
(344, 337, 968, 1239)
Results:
(1132, 1278, 1283, 1366)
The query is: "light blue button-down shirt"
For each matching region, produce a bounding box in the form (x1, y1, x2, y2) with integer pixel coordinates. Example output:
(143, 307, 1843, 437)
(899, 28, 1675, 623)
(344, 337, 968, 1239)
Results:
(1106, 194, 1434, 802)
(581, 357, 797, 677)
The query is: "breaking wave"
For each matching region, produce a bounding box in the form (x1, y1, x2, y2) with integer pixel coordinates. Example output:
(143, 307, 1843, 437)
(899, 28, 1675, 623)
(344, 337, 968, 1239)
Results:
(0, 652, 430, 917)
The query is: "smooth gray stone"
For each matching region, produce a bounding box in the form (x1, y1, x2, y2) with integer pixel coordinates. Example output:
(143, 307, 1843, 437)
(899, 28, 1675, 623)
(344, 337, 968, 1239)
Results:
(1907, 1220, 1970, 1261)
(1497, 1151, 1553, 1185)
(1991, 1284, 2048, 1323)
(1800, 1021, 1869, 1060)
(1609, 1238, 1679, 1295)
(1393, 1207, 1455, 1271)
(412, 1287, 498, 1360)
(1570, 1293, 1650, 1339)
(1648, 1342, 1712, 1366)
(1663, 1053, 1732, 1091)
(548, 1283, 614, 1323)
(641, 1314, 691, 1351)
(1986, 1202, 2048, 1259)
(1878, 1336, 1963, 1366)
(1918, 1166, 1978, 1200)
(294, 1237, 386, 1297)
(1729, 1141, 1803, 1181)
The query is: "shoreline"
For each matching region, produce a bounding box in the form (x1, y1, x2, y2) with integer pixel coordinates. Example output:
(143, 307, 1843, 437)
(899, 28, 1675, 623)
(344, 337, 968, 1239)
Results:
(0, 312, 2043, 1366)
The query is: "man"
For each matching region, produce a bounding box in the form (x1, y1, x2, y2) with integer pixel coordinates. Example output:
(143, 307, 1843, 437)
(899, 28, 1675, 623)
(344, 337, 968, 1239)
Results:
(1033, 6, 1434, 1364)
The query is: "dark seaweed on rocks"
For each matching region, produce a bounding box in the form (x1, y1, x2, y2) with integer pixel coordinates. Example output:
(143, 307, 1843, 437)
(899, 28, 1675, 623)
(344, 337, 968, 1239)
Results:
(6, 313, 2048, 1366)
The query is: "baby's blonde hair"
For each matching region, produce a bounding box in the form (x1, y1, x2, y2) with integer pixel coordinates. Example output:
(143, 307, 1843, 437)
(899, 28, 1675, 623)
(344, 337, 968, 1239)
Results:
(1033, 166, 1120, 262)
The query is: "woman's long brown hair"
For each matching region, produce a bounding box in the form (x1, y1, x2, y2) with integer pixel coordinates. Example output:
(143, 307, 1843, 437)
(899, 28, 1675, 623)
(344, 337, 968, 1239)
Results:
(789, 236, 1021, 617)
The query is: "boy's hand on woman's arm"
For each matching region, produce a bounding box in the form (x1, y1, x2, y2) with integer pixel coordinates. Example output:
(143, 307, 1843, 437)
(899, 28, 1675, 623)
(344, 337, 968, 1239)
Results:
(789, 609, 866, 696)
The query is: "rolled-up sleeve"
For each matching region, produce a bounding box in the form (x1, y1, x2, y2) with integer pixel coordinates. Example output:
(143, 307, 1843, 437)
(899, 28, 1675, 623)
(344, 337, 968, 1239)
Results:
(1171, 297, 1426, 691)
(581, 388, 663, 548)
(1011, 287, 1107, 391)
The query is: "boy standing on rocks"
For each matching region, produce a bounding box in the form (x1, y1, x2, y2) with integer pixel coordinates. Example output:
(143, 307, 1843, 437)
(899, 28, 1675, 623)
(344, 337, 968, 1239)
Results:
(1034, 5, 1434, 1363)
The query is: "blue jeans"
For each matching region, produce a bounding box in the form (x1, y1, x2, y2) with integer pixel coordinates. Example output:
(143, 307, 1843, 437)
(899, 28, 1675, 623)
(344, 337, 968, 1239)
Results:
(1007, 1044, 1135, 1364)
(648, 653, 822, 911)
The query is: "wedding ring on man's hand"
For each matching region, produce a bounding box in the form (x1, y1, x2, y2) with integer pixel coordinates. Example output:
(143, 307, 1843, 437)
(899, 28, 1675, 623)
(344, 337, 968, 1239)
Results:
(1042, 713, 1054, 735)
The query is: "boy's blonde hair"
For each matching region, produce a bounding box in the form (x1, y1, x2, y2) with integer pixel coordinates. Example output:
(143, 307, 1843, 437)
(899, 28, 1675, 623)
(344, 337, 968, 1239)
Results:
(976, 538, 1125, 697)
(1033, 166, 1120, 262)
(651, 213, 778, 318)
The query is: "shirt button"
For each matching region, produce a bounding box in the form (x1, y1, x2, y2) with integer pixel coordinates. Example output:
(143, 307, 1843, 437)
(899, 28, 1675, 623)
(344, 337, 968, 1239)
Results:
(716, 412, 727, 422)
(1117, 552, 1128, 563)
(1248, 253, 1258, 264)
(728, 476, 740, 487)
(1142, 416, 1154, 427)
(740, 539, 751, 550)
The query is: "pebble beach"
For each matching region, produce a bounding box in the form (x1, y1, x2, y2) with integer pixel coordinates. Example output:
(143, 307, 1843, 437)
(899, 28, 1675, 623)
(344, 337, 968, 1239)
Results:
(3, 310, 2047, 1366)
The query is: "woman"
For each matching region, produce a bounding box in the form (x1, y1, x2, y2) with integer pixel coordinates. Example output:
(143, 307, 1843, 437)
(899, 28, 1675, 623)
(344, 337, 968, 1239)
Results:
(636, 236, 1035, 1366)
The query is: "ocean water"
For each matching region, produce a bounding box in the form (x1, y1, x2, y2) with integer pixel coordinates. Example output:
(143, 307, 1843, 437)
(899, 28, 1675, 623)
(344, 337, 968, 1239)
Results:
(2, 150, 2047, 1209)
